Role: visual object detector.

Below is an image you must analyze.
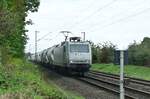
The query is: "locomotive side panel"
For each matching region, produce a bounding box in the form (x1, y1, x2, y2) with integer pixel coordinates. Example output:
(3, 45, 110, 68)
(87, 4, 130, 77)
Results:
(53, 45, 65, 67)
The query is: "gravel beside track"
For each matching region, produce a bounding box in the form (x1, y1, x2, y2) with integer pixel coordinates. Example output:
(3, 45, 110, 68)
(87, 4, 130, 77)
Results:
(42, 67, 119, 99)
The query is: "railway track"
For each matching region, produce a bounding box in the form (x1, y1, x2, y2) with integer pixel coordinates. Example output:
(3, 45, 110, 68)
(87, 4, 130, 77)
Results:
(90, 70, 150, 86)
(77, 71, 150, 99)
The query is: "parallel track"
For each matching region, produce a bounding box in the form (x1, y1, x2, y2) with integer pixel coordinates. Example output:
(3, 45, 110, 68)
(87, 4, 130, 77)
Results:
(90, 70, 150, 86)
(76, 71, 150, 99)
(78, 77, 135, 99)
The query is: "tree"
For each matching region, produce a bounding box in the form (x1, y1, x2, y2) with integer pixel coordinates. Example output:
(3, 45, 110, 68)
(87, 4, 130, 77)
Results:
(128, 37, 150, 66)
(98, 42, 116, 63)
(0, 0, 40, 65)
(88, 40, 116, 64)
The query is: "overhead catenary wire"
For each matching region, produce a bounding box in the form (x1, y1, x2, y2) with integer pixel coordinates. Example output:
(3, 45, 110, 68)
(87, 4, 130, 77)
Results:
(75, 0, 148, 32)
(69, 0, 118, 30)
(88, 7, 150, 33)
(79, 0, 98, 13)
(45, 32, 62, 42)
(37, 32, 52, 42)
(35, 32, 61, 52)
(27, 31, 72, 53)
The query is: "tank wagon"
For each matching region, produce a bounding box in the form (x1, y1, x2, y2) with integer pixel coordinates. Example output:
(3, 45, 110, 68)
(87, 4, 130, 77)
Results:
(30, 37, 92, 75)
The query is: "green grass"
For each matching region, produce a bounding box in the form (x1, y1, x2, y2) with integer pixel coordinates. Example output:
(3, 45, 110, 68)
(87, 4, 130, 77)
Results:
(0, 58, 84, 99)
(91, 63, 150, 80)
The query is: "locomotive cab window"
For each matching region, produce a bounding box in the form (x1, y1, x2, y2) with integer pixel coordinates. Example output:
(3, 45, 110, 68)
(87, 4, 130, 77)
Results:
(70, 44, 89, 53)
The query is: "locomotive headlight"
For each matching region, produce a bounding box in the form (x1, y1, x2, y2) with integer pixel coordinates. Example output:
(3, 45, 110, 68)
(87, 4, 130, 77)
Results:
(70, 60, 73, 63)
(86, 60, 90, 63)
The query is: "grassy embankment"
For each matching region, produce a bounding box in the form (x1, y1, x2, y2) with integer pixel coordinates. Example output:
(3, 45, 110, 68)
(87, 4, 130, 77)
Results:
(0, 58, 83, 99)
(91, 64, 150, 80)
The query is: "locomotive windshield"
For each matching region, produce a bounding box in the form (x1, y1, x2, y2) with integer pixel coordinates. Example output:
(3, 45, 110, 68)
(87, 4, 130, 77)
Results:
(70, 44, 89, 53)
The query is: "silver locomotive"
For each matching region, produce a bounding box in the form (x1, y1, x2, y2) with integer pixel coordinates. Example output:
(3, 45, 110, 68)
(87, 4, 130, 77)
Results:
(29, 37, 92, 74)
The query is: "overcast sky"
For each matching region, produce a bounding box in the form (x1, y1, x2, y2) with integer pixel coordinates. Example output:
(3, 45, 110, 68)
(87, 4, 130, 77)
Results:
(25, 0, 150, 53)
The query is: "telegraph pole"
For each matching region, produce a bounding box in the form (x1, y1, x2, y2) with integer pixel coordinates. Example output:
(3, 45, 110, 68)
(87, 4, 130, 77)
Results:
(35, 31, 52, 60)
(81, 32, 85, 41)
(120, 50, 124, 99)
(35, 31, 39, 61)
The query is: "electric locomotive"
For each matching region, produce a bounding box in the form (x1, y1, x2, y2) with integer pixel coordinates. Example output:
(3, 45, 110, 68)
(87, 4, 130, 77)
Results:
(53, 37, 92, 73)
(29, 37, 92, 75)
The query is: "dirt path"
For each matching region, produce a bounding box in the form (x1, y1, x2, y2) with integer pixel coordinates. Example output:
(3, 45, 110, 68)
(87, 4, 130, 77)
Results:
(42, 67, 119, 99)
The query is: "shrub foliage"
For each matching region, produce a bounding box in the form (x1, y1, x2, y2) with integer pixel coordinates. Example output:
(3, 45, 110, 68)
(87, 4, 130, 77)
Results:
(128, 37, 150, 66)
(90, 37, 150, 66)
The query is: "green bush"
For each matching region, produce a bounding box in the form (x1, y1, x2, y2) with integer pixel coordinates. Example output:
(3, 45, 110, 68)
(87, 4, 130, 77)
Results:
(88, 41, 116, 64)
(128, 37, 150, 66)
(0, 58, 82, 99)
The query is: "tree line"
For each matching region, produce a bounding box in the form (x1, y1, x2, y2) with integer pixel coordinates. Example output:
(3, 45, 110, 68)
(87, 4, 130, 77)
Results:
(0, 0, 40, 65)
(90, 37, 150, 66)
(0, 0, 149, 67)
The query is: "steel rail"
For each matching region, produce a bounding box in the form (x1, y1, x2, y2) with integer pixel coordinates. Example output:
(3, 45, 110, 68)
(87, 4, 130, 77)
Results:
(77, 77, 136, 99)
(87, 75, 150, 95)
(85, 71, 150, 99)
(90, 70, 150, 86)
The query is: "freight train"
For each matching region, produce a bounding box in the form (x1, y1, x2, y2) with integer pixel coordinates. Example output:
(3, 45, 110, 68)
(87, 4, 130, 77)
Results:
(28, 37, 92, 75)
